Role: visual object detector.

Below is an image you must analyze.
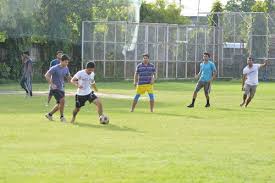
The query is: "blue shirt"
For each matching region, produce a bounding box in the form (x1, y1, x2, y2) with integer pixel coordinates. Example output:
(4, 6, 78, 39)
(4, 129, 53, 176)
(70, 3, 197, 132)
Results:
(50, 59, 60, 68)
(199, 61, 216, 82)
(47, 64, 70, 91)
(136, 63, 156, 85)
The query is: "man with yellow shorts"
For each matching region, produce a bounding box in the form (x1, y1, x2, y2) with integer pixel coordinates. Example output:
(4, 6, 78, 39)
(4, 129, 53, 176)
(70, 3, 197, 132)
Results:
(131, 53, 156, 112)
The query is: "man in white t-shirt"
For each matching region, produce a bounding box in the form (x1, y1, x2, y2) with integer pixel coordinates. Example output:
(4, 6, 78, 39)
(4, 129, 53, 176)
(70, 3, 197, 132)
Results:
(70, 61, 104, 123)
(240, 57, 267, 107)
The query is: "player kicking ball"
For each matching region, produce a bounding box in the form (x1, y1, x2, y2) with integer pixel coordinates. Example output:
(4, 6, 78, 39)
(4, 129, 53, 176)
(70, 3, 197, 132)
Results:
(240, 57, 267, 107)
(70, 61, 105, 124)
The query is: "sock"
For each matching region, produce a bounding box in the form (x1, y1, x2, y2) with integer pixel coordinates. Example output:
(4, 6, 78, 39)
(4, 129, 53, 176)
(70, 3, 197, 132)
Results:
(191, 98, 195, 105)
(206, 99, 210, 105)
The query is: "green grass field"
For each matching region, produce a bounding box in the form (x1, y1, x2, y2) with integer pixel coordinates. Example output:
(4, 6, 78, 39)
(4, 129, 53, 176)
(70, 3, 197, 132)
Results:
(0, 81, 274, 183)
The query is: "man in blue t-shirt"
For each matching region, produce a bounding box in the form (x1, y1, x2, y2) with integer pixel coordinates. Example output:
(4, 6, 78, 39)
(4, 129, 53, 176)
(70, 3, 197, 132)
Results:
(131, 53, 156, 112)
(187, 52, 217, 108)
(47, 51, 63, 105)
(45, 54, 71, 122)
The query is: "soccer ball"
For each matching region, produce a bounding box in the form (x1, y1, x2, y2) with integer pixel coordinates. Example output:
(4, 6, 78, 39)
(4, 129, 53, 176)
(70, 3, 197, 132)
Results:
(99, 115, 109, 125)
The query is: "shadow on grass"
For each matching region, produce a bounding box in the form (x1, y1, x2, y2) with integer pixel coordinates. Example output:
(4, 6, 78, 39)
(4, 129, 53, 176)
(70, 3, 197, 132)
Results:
(75, 122, 143, 133)
(153, 112, 205, 119)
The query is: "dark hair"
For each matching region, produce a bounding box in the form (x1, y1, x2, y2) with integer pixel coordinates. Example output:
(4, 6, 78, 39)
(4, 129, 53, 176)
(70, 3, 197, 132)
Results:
(142, 53, 150, 58)
(203, 52, 210, 58)
(86, 61, 95, 68)
(248, 57, 254, 61)
(56, 50, 63, 55)
(61, 54, 70, 61)
(23, 51, 30, 56)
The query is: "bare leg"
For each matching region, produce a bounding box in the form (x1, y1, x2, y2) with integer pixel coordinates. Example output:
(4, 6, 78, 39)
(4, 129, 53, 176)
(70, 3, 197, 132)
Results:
(49, 104, 59, 115)
(245, 96, 254, 107)
(71, 108, 80, 123)
(47, 95, 52, 104)
(240, 94, 247, 107)
(94, 98, 103, 116)
(59, 98, 65, 117)
(131, 100, 138, 112)
(150, 100, 154, 112)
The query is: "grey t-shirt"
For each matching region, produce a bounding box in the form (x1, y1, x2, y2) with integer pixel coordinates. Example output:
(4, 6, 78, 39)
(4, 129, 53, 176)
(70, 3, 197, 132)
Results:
(47, 64, 70, 91)
(22, 59, 33, 78)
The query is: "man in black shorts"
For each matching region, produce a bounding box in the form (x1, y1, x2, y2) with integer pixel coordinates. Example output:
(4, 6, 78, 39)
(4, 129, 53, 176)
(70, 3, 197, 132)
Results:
(70, 61, 104, 123)
(44, 54, 71, 122)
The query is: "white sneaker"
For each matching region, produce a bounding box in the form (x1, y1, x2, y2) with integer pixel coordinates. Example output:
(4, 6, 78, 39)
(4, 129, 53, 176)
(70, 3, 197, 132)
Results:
(45, 113, 53, 121)
(60, 117, 67, 123)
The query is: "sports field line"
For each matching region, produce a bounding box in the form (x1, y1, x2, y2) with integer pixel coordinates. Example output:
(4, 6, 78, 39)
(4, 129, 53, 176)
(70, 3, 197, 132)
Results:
(0, 90, 138, 99)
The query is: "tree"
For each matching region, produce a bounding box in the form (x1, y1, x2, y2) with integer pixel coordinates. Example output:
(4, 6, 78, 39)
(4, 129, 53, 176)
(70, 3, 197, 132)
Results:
(140, 0, 190, 24)
(251, 1, 269, 12)
(209, 0, 223, 26)
(240, 0, 256, 12)
(224, 0, 241, 12)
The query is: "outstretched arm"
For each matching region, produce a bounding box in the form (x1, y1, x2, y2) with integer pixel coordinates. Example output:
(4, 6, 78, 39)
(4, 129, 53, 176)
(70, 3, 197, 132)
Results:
(260, 59, 268, 68)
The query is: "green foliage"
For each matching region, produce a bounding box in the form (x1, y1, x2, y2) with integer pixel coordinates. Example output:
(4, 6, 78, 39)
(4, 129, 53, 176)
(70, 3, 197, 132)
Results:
(0, 31, 7, 42)
(140, 0, 190, 24)
(209, 0, 223, 26)
(251, 1, 269, 12)
(224, 0, 241, 12)
(0, 62, 11, 78)
(224, 0, 271, 12)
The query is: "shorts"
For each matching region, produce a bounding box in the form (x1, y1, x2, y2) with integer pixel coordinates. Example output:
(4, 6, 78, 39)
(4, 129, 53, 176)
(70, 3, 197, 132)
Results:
(75, 92, 98, 108)
(136, 84, 154, 95)
(195, 81, 211, 94)
(51, 89, 65, 103)
(244, 84, 257, 97)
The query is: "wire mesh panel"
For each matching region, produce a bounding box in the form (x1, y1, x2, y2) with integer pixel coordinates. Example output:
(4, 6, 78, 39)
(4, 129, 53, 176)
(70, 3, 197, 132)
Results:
(82, 12, 275, 80)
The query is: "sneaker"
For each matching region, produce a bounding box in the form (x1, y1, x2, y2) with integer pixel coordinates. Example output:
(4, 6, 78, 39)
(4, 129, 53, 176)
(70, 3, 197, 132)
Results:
(187, 104, 194, 108)
(205, 103, 210, 108)
(60, 116, 67, 123)
(45, 113, 53, 121)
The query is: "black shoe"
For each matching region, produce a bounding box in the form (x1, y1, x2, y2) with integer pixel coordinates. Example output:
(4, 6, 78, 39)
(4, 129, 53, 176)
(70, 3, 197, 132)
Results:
(205, 103, 210, 107)
(187, 104, 194, 108)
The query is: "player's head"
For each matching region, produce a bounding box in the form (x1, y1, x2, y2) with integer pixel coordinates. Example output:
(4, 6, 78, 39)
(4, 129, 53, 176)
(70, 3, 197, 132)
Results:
(21, 51, 30, 61)
(203, 52, 210, 61)
(85, 61, 95, 74)
(60, 54, 70, 67)
(247, 57, 254, 66)
(142, 53, 150, 64)
(56, 51, 63, 60)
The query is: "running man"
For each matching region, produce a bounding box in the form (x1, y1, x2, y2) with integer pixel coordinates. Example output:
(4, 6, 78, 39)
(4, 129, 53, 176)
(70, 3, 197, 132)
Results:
(187, 52, 217, 108)
(131, 53, 156, 112)
(70, 61, 104, 123)
(240, 57, 267, 107)
(20, 51, 33, 97)
(47, 50, 63, 105)
(45, 54, 71, 122)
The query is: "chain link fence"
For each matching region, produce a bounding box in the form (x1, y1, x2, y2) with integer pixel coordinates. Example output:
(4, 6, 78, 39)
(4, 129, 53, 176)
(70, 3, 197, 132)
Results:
(82, 12, 275, 80)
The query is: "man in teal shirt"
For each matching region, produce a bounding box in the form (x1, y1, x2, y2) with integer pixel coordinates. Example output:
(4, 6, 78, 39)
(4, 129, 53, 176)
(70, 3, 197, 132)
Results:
(187, 52, 217, 108)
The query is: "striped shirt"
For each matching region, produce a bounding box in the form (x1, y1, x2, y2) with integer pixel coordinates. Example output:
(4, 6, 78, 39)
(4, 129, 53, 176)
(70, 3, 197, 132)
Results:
(136, 63, 156, 85)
